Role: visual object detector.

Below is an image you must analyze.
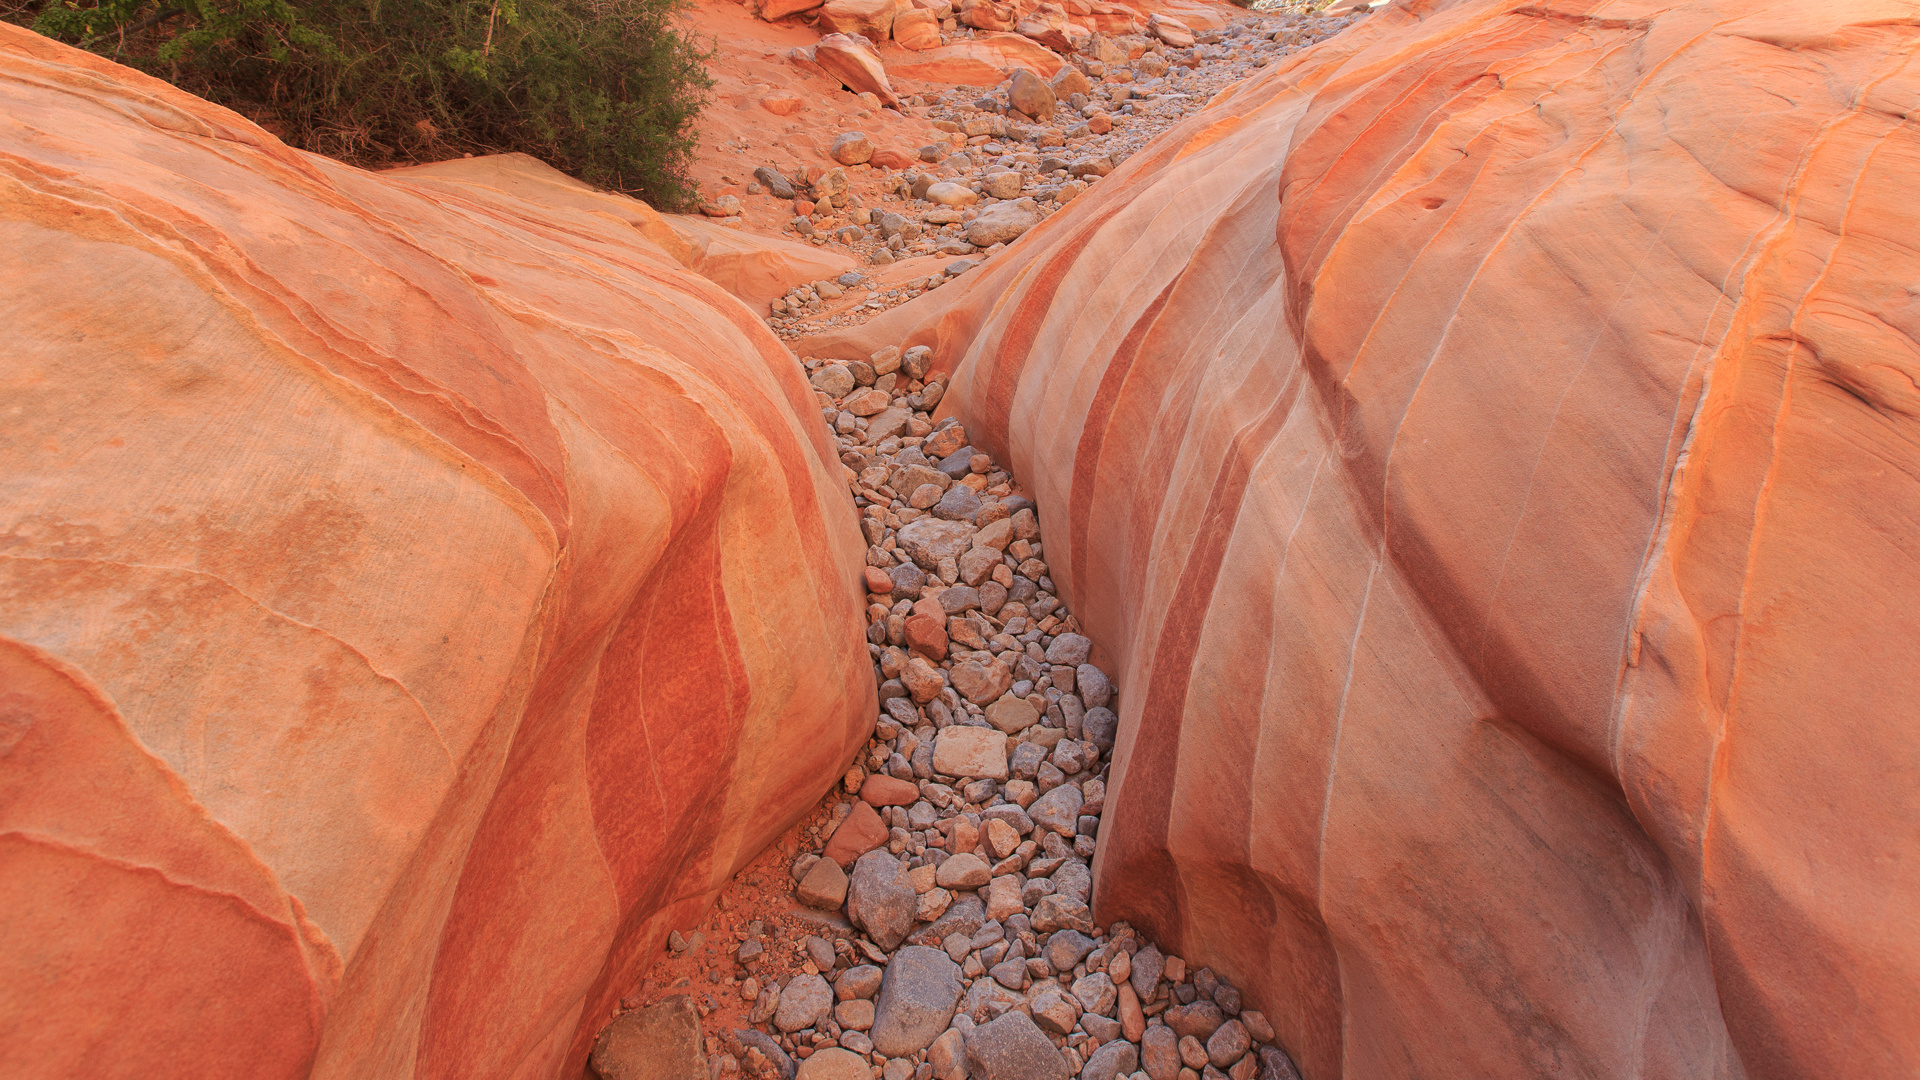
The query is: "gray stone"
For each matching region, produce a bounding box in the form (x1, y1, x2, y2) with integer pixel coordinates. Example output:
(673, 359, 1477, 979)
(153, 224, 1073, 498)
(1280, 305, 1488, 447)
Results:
(1052, 859, 1091, 904)
(1071, 972, 1118, 1016)
(1081, 1012, 1122, 1043)
(1044, 633, 1092, 666)
(847, 850, 916, 951)
(1142, 1025, 1181, 1080)
(589, 995, 705, 1080)
(936, 445, 978, 479)
(1214, 981, 1241, 1016)
(959, 976, 1027, 1024)
(980, 803, 1033, 836)
(933, 484, 983, 521)
(982, 169, 1024, 199)
(966, 199, 1042, 247)
(1080, 1040, 1139, 1080)
(1010, 739, 1049, 779)
(1029, 984, 1082, 1035)
(1031, 894, 1094, 935)
(1029, 782, 1084, 836)
(870, 946, 964, 1056)
(773, 973, 833, 1033)
(754, 166, 798, 200)
(1130, 944, 1165, 1002)
(811, 364, 855, 398)
(938, 585, 981, 614)
(1207, 1020, 1251, 1068)
(899, 517, 977, 571)
(1083, 706, 1118, 751)
(1165, 999, 1226, 1041)
(906, 894, 986, 947)
(1257, 1045, 1305, 1080)
(1043, 928, 1097, 972)
(837, 964, 883, 1000)
(889, 561, 928, 594)
(749, 982, 781, 1025)
(1076, 664, 1113, 708)
(965, 1010, 1071, 1080)
(734, 1028, 796, 1080)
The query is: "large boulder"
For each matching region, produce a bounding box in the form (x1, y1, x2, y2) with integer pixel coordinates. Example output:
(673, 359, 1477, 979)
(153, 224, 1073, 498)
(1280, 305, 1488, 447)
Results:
(806, 2, 1920, 1078)
(0, 24, 873, 1080)
(887, 32, 1066, 85)
(813, 33, 902, 111)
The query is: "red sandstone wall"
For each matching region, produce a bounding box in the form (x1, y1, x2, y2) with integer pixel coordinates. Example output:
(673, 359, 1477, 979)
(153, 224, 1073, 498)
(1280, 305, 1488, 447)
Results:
(0, 25, 873, 1080)
(809, 1, 1920, 1075)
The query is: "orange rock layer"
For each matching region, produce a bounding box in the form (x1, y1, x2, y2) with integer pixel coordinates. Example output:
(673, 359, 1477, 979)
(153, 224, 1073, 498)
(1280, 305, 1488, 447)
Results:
(807, 0, 1920, 1076)
(0, 24, 872, 1080)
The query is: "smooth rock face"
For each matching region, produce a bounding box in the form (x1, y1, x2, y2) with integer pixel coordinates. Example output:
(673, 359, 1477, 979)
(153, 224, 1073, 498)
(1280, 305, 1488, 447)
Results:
(0, 26, 877, 1080)
(813, 33, 901, 109)
(588, 996, 705, 1080)
(868, 946, 964, 1056)
(811, 2, 1920, 1078)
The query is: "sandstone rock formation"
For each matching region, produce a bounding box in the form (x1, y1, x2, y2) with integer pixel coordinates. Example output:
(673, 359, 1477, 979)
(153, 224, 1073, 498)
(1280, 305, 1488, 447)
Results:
(806, 1, 1920, 1076)
(0, 24, 873, 1080)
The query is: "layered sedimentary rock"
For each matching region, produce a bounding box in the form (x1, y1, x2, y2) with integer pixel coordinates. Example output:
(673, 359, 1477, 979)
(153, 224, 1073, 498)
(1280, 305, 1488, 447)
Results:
(0, 24, 872, 1080)
(809, 1, 1920, 1076)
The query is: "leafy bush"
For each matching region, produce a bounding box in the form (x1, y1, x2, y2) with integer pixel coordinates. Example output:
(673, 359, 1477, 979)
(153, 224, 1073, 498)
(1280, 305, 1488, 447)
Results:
(5, 0, 713, 208)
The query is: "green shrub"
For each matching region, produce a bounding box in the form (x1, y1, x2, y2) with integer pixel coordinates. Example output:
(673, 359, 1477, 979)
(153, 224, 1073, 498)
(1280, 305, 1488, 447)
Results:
(5, 0, 713, 209)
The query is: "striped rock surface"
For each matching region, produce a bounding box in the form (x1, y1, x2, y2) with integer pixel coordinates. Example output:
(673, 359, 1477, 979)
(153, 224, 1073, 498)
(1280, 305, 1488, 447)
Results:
(0, 25, 872, 1080)
(806, 1, 1920, 1076)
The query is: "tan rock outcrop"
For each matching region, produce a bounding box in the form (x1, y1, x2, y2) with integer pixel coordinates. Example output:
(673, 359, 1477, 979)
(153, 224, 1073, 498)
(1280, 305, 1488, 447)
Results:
(807, 1, 1920, 1076)
(0, 23, 872, 1080)
(813, 32, 903, 110)
(817, 0, 909, 41)
(887, 32, 1066, 85)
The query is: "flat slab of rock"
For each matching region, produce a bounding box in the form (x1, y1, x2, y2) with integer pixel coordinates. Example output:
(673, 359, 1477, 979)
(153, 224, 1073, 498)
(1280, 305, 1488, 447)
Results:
(933, 727, 1009, 779)
(869, 945, 964, 1056)
(965, 1010, 1070, 1080)
(590, 995, 705, 1080)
